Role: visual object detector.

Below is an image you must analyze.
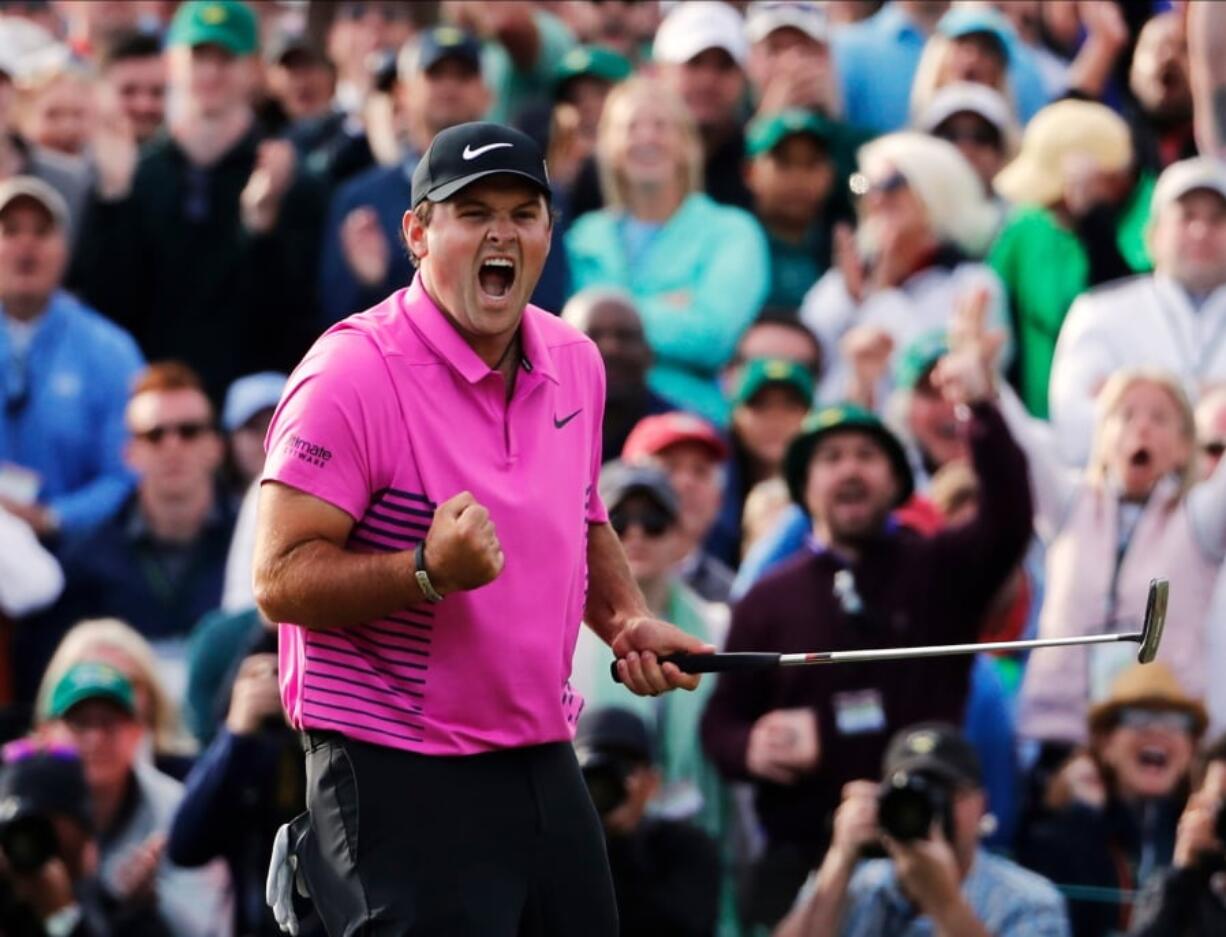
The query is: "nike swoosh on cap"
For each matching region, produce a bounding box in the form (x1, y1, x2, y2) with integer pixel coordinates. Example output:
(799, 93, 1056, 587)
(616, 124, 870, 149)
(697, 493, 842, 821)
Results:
(462, 142, 514, 160)
(554, 408, 582, 429)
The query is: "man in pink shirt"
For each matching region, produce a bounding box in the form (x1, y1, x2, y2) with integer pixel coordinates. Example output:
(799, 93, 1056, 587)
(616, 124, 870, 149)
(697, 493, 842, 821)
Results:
(253, 122, 712, 936)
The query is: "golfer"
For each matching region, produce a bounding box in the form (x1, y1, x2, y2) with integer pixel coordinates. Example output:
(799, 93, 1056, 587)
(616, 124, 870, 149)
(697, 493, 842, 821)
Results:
(252, 122, 711, 934)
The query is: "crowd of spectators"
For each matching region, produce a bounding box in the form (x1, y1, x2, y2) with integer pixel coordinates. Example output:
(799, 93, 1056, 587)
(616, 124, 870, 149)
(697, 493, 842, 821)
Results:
(1, 1, 1226, 935)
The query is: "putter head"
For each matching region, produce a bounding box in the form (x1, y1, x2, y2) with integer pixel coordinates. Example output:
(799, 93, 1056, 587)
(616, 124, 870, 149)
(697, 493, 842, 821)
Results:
(1137, 578, 1169, 664)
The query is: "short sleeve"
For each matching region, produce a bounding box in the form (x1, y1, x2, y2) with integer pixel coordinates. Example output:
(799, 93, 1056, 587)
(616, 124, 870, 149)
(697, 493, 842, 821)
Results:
(262, 330, 387, 521)
(585, 341, 609, 525)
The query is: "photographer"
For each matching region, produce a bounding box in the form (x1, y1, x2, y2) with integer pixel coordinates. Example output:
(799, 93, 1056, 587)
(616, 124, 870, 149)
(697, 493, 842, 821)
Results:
(168, 628, 315, 937)
(575, 707, 721, 937)
(0, 744, 170, 937)
(777, 723, 1068, 937)
(1129, 734, 1226, 936)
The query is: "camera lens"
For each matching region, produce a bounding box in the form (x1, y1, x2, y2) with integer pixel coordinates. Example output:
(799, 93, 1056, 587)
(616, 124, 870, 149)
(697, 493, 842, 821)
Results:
(0, 814, 59, 874)
(878, 771, 949, 842)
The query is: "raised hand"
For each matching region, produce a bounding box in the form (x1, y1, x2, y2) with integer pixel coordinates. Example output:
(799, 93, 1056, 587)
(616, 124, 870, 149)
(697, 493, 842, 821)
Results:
(340, 207, 392, 286)
(932, 285, 1003, 406)
(241, 140, 297, 234)
(841, 325, 894, 409)
(421, 491, 505, 596)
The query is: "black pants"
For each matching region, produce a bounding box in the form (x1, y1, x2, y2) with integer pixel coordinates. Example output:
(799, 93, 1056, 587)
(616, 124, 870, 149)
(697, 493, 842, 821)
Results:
(297, 732, 618, 937)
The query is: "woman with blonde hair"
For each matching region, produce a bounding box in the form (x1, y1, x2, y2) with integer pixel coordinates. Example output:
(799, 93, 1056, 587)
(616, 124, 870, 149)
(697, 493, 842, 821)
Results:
(15, 59, 96, 159)
(971, 332, 1226, 751)
(35, 618, 197, 777)
(566, 76, 770, 426)
(800, 130, 1009, 407)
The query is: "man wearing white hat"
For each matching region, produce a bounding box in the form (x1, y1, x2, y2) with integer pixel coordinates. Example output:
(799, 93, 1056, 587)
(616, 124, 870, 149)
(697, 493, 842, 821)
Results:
(745, 0, 839, 119)
(652, 0, 754, 209)
(1049, 157, 1226, 465)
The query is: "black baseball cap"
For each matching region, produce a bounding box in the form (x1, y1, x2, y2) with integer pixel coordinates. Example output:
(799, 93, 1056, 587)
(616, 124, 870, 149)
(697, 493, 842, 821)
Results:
(0, 748, 94, 835)
(575, 706, 653, 763)
(411, 122, 551, 208)
(883, 722, 982, 787)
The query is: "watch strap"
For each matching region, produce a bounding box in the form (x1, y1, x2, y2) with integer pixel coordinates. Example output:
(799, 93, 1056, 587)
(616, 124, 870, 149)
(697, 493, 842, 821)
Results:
(414, 541, 444, 603)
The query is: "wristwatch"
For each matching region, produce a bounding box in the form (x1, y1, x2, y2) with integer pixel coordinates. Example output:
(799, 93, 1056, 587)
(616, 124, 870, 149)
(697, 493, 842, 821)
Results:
(413, 541, 444, 603)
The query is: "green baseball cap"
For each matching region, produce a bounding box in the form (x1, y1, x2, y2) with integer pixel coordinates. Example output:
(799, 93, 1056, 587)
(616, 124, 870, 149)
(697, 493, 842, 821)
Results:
(783, 403, 914, 511)
(895, 331, 949, 392)
(732, 357, 815, 408)
(167, 1, 259, 56)
(746, 108, 834, 158)
(50, 662, 136, 720)
(554, 45, 633, 93)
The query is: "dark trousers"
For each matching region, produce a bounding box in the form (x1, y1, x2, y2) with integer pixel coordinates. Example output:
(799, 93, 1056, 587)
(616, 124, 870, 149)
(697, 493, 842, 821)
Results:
(297, 732, 618, 937)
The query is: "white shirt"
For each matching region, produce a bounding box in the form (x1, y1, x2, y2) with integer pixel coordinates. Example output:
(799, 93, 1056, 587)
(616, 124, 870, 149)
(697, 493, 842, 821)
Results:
(0, 507, 62, 616)
(800, 261, 1012, 406)
(1049, 274, 1226, 465)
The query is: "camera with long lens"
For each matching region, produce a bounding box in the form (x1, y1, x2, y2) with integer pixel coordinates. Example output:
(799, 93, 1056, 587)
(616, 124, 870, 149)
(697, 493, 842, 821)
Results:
(877, 771, 955, 843)
(579, 750, 633, 817)
(0, 808, 59, 874)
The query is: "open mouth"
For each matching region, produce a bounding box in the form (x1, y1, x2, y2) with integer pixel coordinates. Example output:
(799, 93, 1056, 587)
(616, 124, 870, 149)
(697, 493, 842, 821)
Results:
(833, 484, 869, 506)
(1129, 448, 1152, 468)
(477, 256, 516, 300)
(1137, 746, 1170, 769)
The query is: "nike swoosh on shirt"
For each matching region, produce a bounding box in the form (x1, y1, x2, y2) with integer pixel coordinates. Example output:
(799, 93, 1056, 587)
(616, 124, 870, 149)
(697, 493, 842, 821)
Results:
(462, 142, 514, 160)
(553, 408, 582, 429)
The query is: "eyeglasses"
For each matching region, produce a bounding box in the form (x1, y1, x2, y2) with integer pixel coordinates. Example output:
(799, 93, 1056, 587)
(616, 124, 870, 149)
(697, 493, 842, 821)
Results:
(935, 125, 1001, 148)
(610, 506, 673, 538)
(849, 170, 909, 199)
(1116, 707, 1197, 733)
(132, 421, 214, 444)
(1203, 440, 1226, 459)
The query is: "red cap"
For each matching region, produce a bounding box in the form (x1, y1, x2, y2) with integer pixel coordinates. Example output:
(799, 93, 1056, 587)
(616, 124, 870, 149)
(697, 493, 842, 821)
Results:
(622, 412, 729, 463)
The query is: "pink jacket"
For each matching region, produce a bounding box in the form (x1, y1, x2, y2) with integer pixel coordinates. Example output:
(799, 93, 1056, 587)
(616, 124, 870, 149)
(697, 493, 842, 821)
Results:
(1018, 476, 1218, 743)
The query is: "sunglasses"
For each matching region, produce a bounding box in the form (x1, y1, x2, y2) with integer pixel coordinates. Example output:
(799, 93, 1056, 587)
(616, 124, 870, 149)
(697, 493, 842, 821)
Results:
(1116, 707, 1196, 733)
(1203, 441, 1226, 459)
(935, 125, 1001, 148)
(133, 421, 214, 444)
(610, 506, 673, 538)
(849, 170, 909, 199)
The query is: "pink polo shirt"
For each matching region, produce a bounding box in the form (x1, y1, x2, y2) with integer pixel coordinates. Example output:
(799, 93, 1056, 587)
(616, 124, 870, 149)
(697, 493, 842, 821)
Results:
(263, 277, 607, 755)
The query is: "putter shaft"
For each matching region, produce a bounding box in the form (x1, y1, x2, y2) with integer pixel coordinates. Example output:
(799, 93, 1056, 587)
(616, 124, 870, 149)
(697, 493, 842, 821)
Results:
(781, 631, 1142, 666)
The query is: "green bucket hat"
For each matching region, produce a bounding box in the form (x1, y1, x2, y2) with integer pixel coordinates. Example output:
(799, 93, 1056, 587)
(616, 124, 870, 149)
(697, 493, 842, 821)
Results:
(554, 45, 633, 94)
(732, 357, 815, 408)
(49, 662, 136, 720)
(895, 331, 950, 392)
(167, 1, 259, 56)
(746, 108, 834, 158)
(783, 403, 914, 512)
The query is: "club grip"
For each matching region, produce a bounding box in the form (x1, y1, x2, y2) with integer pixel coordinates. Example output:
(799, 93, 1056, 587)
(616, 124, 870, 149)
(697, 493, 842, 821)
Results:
(609, 652, 781, 683)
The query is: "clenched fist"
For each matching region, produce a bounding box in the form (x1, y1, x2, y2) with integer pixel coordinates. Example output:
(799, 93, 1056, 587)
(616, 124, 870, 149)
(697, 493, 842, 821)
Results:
(420, 491, 505, 596)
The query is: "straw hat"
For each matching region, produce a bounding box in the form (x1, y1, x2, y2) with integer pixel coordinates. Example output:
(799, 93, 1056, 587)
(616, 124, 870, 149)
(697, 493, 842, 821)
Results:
(1087, 661, 1207, 737)
(993, 100, 1132, 207)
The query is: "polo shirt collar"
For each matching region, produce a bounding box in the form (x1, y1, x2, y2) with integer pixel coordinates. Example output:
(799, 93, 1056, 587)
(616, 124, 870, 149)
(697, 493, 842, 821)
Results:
(404, 275, 558, 385)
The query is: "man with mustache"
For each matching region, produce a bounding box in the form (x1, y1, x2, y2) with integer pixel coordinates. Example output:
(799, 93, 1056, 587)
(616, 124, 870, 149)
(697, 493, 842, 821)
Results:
(701, 329, 1033, 929)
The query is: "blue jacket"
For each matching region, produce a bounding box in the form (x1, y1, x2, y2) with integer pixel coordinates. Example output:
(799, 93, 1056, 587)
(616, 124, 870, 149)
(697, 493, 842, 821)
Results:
(0, 290, 143, 536)
(833, 3, 1050, 133)
(320, 158, 572, 324)
(566, 193, 770, 425)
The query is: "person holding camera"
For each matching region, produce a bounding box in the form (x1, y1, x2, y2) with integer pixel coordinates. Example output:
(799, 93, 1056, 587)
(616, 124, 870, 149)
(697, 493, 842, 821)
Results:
(575, 707, 721, 937)
(1127, 733, 1226, 936)
(777, 723, 1069, 937)
(0, 744, 171, 937)
(168, 628, 318, 937)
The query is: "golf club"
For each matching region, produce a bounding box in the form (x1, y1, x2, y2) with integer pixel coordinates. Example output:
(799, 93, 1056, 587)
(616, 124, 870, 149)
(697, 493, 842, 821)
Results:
(611, 578, 1168, 683)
